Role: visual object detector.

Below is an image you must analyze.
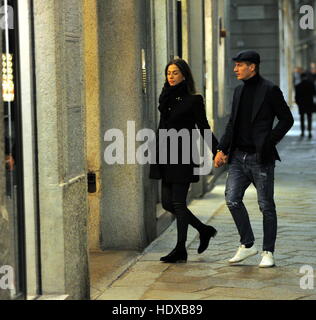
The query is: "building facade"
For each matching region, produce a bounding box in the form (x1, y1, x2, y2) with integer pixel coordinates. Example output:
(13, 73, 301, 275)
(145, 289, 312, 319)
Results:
(0, 0, 300, 300)
(292, 0, 316, 69)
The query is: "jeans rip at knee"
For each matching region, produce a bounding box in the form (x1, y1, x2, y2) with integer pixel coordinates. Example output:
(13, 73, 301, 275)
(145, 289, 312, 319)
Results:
(226, 199, 243, 210)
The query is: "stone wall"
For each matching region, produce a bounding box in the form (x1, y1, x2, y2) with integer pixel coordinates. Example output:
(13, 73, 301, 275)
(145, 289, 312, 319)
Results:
(83, 0, 102, 251)
(33, 0, 89, 299)
(97, 0, 157, 250)
(229, 0, 280, 89)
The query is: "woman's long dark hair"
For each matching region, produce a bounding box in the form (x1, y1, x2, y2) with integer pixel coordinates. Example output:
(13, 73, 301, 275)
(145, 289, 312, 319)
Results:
(164, 58, 197, 94)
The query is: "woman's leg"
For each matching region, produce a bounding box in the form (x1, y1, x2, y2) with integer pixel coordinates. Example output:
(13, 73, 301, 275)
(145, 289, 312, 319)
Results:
(300, 112, 305, 136)
(171, 183, 206, 249)
(160, 181, 189, 262)
(160, 182, 216, 261)
(307, 112, 312, 137)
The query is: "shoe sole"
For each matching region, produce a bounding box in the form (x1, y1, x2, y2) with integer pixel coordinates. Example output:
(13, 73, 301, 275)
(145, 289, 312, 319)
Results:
(162, 260, 187, 263)
(259, 264, 275, 268)
(228, 250, 258, 264)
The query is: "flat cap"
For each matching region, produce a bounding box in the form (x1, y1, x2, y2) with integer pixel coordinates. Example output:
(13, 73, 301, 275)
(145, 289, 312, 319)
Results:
(232, 50, 260, 65)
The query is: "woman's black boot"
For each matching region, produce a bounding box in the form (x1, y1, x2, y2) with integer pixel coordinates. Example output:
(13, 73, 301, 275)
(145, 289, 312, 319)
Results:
(198, 225, 217, 254)
(160, 248, 188, 263)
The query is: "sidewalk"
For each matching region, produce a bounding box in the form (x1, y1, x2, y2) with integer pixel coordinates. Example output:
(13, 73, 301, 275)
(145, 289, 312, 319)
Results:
(91, 106, 316, 300)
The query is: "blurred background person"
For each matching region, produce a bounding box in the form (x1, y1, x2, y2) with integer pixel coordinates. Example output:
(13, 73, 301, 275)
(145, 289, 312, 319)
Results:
(293, 66, 303, 86)
(307, 62, 316, 83)
(295, 72, 315, 138)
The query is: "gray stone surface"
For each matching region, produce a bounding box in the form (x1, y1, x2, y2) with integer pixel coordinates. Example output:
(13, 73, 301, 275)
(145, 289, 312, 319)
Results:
(33, 0, 89, 299)
(66, 107, 85, 177)
(97, 0, 157, 250)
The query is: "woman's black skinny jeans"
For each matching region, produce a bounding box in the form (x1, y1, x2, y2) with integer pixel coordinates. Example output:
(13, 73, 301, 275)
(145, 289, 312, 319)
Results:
(161, 181, 205, 249)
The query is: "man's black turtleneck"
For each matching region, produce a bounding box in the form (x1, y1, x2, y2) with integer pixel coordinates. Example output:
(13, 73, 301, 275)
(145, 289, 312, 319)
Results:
(234, 73, 260, 153)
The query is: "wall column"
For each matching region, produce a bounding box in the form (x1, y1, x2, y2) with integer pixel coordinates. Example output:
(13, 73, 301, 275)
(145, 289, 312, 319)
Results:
(33, 0, 89, 299)
(98, 0, 156, 250)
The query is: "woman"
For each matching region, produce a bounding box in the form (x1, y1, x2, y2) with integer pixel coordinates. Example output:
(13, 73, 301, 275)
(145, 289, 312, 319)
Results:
(149, 58, 219, 263)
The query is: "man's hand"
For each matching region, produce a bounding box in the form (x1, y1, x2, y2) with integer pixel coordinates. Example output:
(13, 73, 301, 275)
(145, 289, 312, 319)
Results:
(214, 151, 228, 168)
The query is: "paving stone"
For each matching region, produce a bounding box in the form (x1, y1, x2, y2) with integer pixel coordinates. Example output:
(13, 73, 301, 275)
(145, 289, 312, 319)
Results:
(128, 261, 170, 273)
(142, 289, 208, 300)
(112, 270, 166, 287)
(200, 286, 308, 300)
(281, 256, 316, 265)
(149, 278, 216, 293)
(297, 295, 316, 300)
(214, 266, 292, 281)
(276, 260, 301, 267)
(166, 263, 219, 277)
(156, 271, 209, 284)
(90, 287, 103, 300)
(97, 287, 149, 300)
(139, 252, 166, 261)
(200, 295, 257, 300)
(196, 277, 270, 290)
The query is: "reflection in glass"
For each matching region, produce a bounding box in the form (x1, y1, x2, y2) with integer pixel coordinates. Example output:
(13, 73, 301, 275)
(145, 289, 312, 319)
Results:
(1, 0, 24, 299)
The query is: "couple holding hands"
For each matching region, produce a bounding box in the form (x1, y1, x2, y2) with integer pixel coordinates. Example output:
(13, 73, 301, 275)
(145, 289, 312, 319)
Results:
(149, 50, 294, 268)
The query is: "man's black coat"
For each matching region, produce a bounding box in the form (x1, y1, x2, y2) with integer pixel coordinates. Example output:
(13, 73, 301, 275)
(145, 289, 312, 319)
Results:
(217, 75, 294, 164)
(295, 79, 315, 114)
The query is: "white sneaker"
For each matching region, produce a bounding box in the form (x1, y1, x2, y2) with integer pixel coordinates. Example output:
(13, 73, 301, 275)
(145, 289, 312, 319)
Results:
(228, 244, 258, 264)
(259, 251, 275, 268)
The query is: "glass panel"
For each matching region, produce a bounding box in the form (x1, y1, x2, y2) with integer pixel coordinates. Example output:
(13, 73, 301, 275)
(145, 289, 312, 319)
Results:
(1, 0, 25, 299)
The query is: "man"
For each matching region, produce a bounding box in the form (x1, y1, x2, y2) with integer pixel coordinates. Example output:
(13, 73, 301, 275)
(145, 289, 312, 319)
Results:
(293, 66, 303, 86)
(295, 72, 315, 138)
(214, 50, 294, 267)
(306, 62, 316, 115)
(306, 62, 316, 84)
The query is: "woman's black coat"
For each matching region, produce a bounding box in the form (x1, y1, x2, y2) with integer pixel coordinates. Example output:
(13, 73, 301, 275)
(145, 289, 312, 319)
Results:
(149, 91, 218, 184)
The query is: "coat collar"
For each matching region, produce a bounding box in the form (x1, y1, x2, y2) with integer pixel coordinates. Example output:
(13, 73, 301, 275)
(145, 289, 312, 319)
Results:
(233, 75, 268, 123)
